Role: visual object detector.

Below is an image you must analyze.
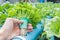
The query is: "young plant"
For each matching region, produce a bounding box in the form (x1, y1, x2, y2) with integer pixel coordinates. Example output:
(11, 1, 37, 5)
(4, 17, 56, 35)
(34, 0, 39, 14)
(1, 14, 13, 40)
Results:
(44, 16, 60, 38)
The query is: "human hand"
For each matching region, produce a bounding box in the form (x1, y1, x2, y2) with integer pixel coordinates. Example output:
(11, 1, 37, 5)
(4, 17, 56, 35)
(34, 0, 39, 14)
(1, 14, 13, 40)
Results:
(0, 18, 33, 40)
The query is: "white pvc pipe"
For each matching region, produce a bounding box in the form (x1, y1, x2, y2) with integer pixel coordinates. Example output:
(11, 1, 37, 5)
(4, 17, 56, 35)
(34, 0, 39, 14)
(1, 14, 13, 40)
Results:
(45, 0, 47, 2)
(0, 0, 6, 4)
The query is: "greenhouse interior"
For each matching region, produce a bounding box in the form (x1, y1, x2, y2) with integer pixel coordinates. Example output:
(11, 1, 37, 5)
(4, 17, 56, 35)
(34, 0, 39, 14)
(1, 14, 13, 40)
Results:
(0, 0, 60, 40)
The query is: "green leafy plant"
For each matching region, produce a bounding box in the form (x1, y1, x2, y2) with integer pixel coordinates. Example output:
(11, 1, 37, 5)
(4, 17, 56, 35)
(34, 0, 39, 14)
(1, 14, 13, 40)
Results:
(35, 2, 55, 18)
(0, 12, 7, 26)
(1, 2, 60, 29)
(44, 16, 60, 38)
(0, 2, 42, 28)
(13, 3, 42, 27)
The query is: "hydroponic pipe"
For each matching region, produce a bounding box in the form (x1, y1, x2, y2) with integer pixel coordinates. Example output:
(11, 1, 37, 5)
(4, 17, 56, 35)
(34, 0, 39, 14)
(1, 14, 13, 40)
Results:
(12, 23, 43, 40)
(39, 0, 45, 3)
(26, 23, 43, 40)
(50, 36, 54, 40)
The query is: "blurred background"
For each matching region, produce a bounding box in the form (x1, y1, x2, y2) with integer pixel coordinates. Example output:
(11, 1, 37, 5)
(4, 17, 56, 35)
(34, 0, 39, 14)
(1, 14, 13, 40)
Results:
(0, 0, 60, 4)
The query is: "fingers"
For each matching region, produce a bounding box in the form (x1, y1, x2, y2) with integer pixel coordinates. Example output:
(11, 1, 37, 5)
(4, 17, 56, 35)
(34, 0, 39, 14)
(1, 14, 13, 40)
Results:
(0, 18, 14, 39)
(28, 23, 33, 29)
(27, 23, 33, 32)
(6, 18, 23, 24)
(12, 18, 23, 24)
(7, 26, 20, 40)
(0, 18, 21, 40)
